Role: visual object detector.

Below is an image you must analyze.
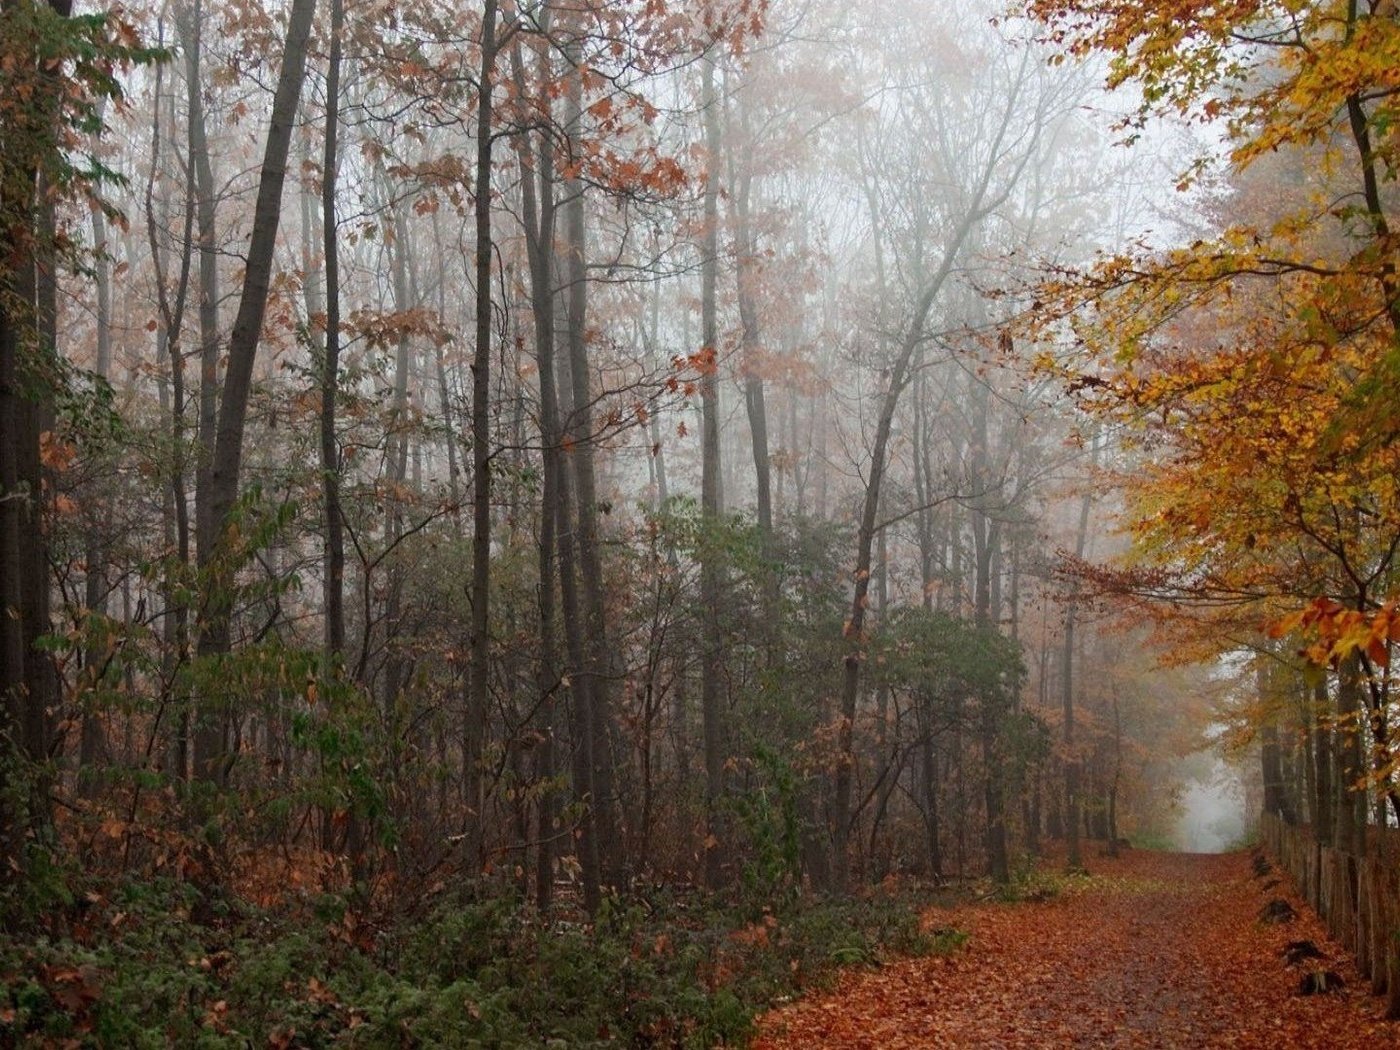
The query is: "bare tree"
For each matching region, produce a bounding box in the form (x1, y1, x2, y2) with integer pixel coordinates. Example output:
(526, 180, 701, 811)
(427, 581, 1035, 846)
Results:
(831, 25, 1067, 891)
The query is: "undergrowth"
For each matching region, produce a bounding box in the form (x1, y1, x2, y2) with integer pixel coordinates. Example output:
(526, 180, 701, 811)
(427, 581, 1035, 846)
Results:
(0, 875, 963, 1048)
(995, 851, 1179, 904)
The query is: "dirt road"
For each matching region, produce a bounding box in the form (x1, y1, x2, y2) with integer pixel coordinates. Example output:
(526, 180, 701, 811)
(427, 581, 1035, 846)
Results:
(754, 850, 1398, 1048)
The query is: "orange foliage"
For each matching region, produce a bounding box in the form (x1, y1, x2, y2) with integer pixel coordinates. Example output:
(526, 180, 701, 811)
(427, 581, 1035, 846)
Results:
(1022, 0, 1400, 668)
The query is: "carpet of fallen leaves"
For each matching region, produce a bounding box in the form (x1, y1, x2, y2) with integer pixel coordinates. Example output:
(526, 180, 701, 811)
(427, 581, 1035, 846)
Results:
(753, 849, 1400, 1048)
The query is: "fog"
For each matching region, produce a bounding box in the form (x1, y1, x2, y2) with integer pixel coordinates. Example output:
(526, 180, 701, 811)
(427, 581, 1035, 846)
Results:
(8, 0, 1257, 901)
(1174, 759, 1248, 854)
(14, 0, 1400, 1040)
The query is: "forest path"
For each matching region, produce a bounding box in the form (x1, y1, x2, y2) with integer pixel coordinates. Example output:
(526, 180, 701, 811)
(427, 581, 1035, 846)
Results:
(753, 849, 1398, 1048)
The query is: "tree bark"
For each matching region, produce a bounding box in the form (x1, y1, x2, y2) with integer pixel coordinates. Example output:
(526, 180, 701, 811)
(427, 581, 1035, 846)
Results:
(970, 371, 1009, 884)
(729, 99, 771, 537)
(144, 38, 196, 786)
(832, 200, 993, 891)
(0, 0, 79, 869)
(179, 0, 218, 573)
(79, 146, 114, 783)
(1063, 446, 1094, 872)
(516, 118, 560, 912)
(699, 53, 727, 890)
(464, 0, 498, 871)
(319, 0, 346, 657)
(830, 58, 1041, 888)
(1312, 676, 1335, 846)
(1334, 654, 1367, 856)
(559, 18, 621, 893)
(193, 0, 319, 788)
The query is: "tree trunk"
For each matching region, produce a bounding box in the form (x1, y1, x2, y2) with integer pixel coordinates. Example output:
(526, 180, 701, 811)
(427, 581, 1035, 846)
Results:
(730, 109, 771, 537)
(920, 717, 943, 879)
(641, 280, 671, 514)
(1063, 442, 1095, 872)
(193, 0, 319, 789)
(1312, 676, 1334, 846)
(1107, 693, 1122, 855)
(511, 35, 566, 911)
(559, 21, 621, 894)
(564, 150, 623, 887)
(319, 0, 346, 657)
(970, 373, 1009, 884)
(145, 44, 195, 787)
(368, 194, 415, 748)
(0, 169, 30, 891)
(0, 1, 77, 871)
(699, 54, 727, 890)
(1261, 724, 1285, 820)
(180, 0, 219, 572)
(464, 0, 498, 872)
(868, 523, 897, 874)
(1335, 655, 1367, 856)
(79, 155, 114, 783)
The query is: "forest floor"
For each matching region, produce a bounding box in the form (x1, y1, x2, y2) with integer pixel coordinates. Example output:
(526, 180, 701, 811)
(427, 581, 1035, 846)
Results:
(753, 848, 1400, 1048)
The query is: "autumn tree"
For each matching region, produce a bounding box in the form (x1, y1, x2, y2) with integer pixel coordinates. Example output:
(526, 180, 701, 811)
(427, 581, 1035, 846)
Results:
(1025, 0, 1400, 839)
(0, 0, 1181, 954)
(191, 0, 318, 790)
(0, 0, 155, 890)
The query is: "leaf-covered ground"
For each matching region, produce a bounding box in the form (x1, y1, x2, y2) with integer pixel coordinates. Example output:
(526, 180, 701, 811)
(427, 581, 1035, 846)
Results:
(754, 850, 1399, 1048)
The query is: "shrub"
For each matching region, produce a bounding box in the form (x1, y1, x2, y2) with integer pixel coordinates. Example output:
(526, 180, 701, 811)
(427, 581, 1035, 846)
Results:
(0, 876, 963, 1048)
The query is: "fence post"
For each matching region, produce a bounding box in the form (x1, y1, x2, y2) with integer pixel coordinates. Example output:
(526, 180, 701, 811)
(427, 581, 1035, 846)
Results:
(1263, 812, 1396, 1006)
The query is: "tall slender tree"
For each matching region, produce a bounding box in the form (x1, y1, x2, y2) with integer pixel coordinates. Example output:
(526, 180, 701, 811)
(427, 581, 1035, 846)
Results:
(320, 0, 346, 658)
(698, 51, 727, 889)
(464, 0, 500, 869)
(193, 0, 319, 786)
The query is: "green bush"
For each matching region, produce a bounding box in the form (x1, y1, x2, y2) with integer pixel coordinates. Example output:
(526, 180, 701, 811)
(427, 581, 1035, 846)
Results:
(0, 876, 963, 1048)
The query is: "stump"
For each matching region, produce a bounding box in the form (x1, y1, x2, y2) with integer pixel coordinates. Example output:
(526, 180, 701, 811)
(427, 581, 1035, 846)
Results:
(1283, 940, 1325, 966)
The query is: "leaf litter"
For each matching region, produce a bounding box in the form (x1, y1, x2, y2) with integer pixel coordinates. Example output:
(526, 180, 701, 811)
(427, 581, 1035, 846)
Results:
(754, 850, 1398, 1048)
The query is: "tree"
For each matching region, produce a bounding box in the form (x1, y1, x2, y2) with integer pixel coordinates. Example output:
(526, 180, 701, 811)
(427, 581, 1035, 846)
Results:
(1025, 0, 1400, 829)
(831, 10, 1072, 891)
(0, 0, 1192, 946)
(191, 0, 319, 791)
(698, 50, 728, 889)
(0, 0, 155, 886)
(319, 0, 346, 659)
(464, 0, 500, 870)
(871, 607, 1028, 878)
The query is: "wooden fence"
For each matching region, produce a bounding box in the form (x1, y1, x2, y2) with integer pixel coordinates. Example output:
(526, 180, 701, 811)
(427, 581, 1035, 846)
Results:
(1260, 812, 1400, 1017)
